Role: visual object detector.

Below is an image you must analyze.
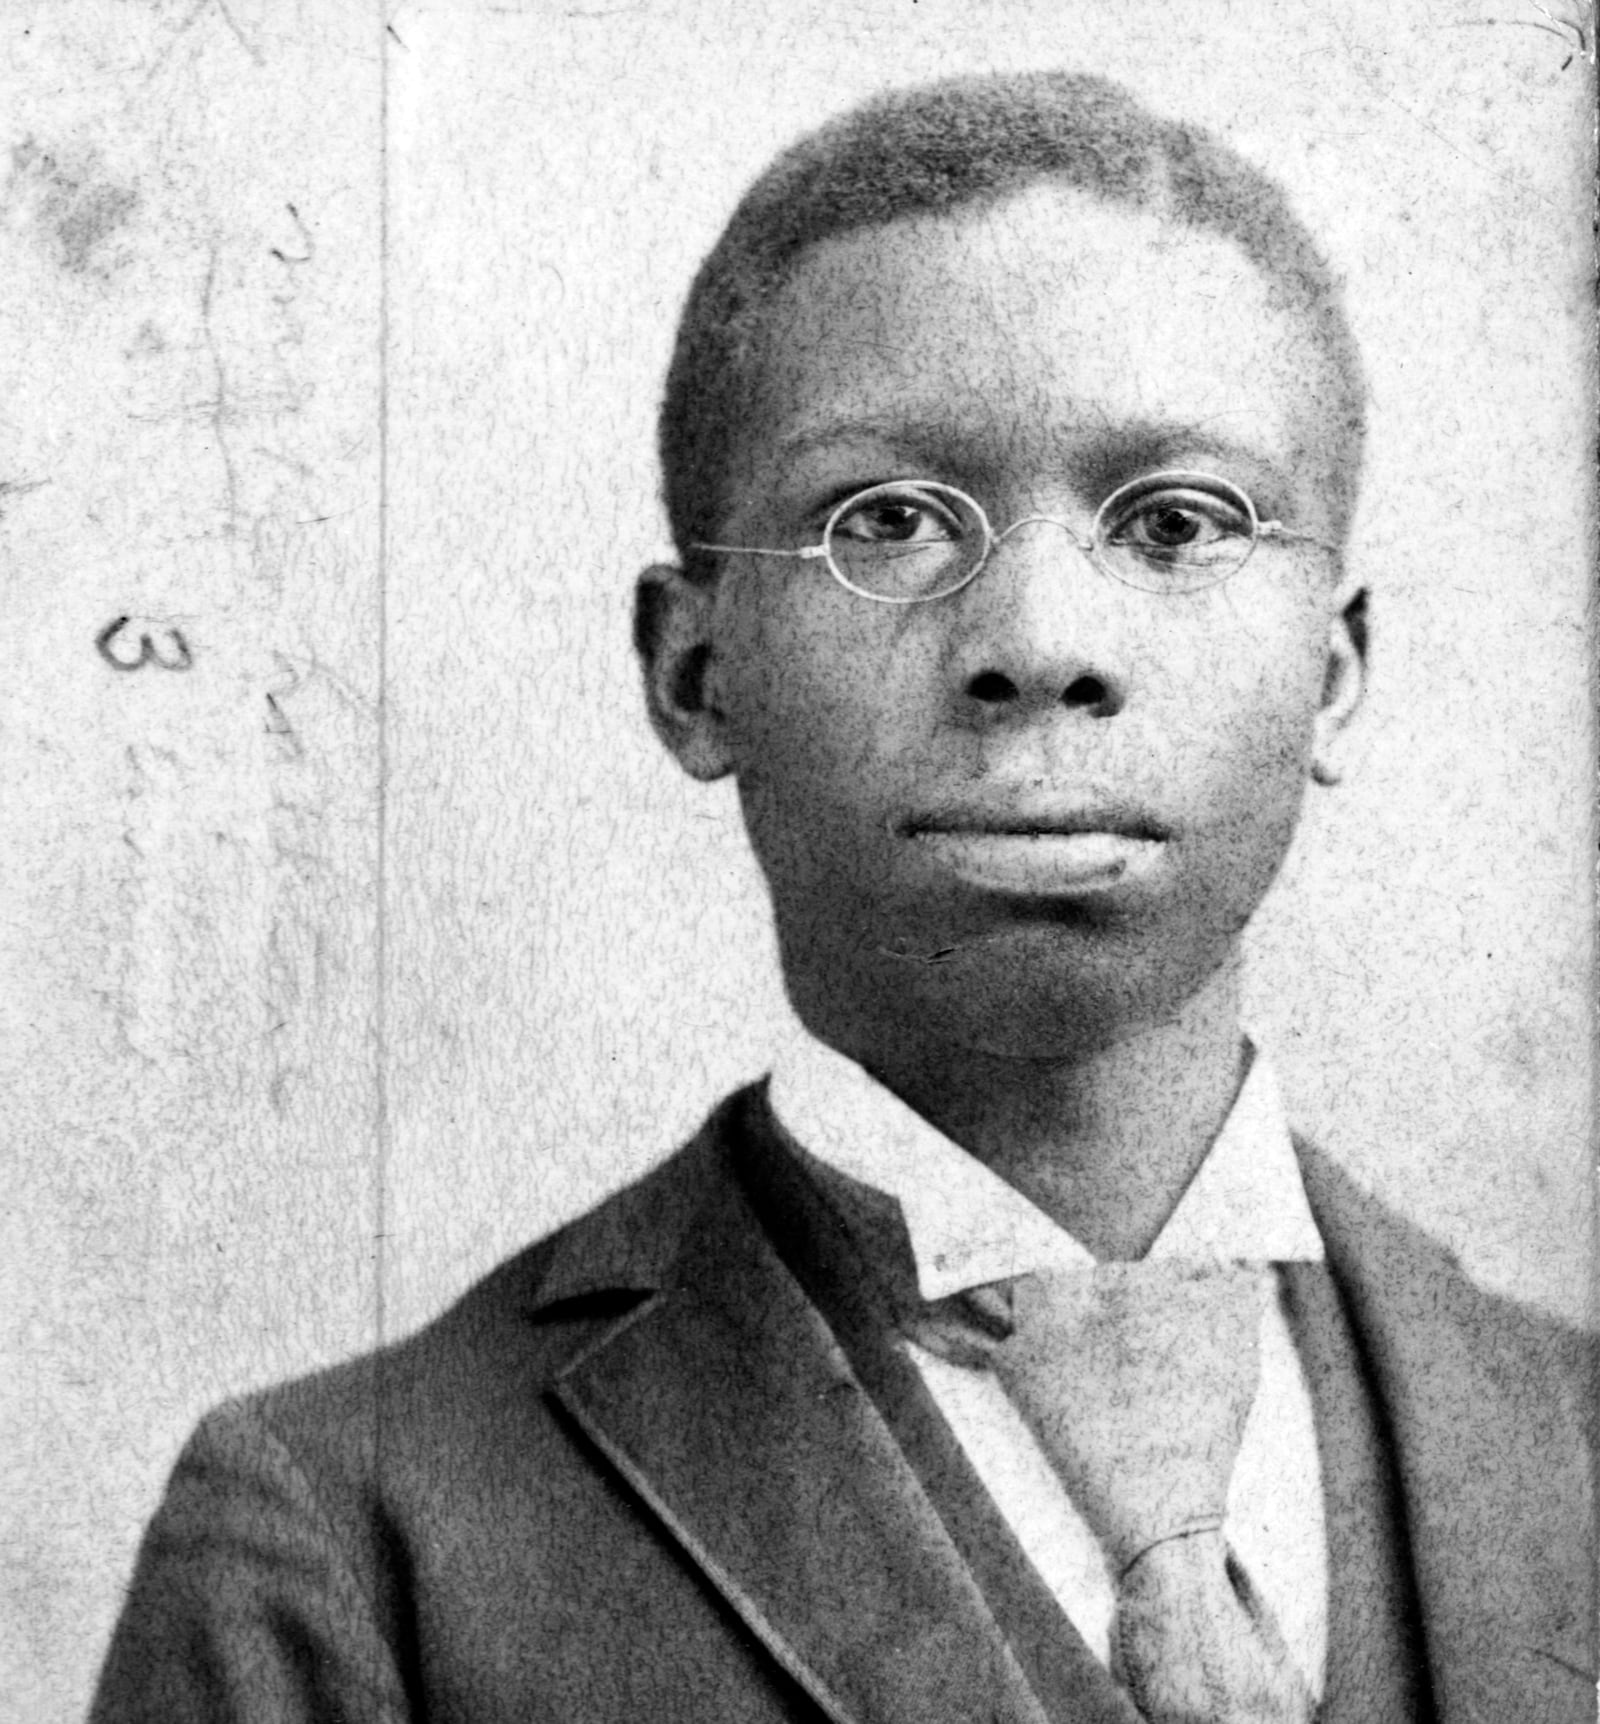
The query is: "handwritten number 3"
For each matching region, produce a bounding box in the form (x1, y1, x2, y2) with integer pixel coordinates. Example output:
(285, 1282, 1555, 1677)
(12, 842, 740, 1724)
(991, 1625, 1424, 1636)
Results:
(96, 617, 193, 673)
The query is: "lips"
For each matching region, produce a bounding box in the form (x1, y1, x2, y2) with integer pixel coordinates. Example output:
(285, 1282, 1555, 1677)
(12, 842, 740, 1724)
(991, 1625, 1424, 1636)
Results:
(902, 797, 1171, 843)
(902, 798, 1171, 895)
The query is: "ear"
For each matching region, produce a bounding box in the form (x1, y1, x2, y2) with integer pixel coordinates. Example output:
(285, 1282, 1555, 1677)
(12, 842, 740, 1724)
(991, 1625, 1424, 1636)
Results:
(1310, 576, 1368, 788)
(634, 562, 736, 782)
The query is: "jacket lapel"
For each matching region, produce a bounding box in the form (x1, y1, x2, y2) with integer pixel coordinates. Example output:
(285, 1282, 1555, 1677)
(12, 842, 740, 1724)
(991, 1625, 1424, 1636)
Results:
(1298, 1143, 1596, 1724)
(543, 1101, 1052, 1724)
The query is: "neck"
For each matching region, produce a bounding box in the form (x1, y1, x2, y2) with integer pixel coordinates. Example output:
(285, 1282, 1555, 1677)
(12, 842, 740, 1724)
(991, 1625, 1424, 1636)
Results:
(801, 959, 1249, 1261)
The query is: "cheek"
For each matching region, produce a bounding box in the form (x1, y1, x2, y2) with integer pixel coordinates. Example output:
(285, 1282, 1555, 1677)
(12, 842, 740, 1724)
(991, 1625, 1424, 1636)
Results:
(1229, 647, 1325, 758)
(716, 590, 914, 786)
(1211, 589, 1330, 722)
(1161, 598, 1331, 807)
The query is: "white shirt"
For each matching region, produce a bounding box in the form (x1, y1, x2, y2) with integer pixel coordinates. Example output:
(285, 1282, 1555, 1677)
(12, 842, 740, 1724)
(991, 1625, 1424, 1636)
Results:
(768, 1024, 1329, 1697)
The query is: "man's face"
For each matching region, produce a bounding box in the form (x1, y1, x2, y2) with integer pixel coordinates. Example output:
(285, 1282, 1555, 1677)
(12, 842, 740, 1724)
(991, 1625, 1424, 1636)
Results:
(649, 183, 1364, 1060)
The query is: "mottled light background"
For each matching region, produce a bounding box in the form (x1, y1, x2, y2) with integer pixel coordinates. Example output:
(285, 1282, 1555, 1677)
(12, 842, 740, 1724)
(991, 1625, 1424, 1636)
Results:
(1, 0, 1593, 1716)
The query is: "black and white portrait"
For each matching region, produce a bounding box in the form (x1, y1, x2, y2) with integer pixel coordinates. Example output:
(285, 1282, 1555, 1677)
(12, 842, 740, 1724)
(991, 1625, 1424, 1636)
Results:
(4, 4, 1593, 1721)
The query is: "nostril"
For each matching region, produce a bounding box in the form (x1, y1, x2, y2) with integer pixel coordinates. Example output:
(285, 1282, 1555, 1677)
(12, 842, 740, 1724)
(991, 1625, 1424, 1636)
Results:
(1062, 674, 1110, 709)
(966, 670, 1017, 704)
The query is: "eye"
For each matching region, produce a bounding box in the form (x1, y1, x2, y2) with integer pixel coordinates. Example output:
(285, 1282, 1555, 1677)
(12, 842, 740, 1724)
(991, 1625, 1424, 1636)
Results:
(823, 482, 985, 602)
(1100, 477, 1254, 567)
(829, 484, 969, 546)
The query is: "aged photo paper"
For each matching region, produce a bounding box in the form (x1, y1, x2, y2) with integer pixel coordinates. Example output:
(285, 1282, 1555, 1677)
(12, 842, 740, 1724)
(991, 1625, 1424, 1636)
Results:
(3, 1, 1594, 1719)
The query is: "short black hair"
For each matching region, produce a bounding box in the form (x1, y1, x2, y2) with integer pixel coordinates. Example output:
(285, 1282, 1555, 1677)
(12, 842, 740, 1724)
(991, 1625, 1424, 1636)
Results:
(659, 70, 1366, 580)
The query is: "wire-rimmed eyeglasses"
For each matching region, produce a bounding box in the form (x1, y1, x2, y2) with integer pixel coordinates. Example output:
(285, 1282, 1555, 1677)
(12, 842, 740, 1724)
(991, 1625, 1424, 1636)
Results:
(694, 469, 1337, 604)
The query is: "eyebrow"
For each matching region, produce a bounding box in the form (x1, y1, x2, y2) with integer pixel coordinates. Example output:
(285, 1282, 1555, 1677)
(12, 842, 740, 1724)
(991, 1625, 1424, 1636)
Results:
(774, 415, 957, 465)
(772, 413, 1295, 506)
(1071, 422, 1296, 508)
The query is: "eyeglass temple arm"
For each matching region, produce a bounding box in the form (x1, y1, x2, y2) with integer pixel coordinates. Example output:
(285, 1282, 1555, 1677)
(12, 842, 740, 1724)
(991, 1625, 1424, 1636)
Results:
(691, 541, 830, 560)
(1259, 522, 1341, 554)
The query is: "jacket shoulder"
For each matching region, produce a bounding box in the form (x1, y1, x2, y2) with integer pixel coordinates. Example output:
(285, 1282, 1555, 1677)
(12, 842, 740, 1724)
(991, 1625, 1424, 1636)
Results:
(240, 1092, 753, 1477)
(91, 1092, 770, 1722)
(1296, 1135, 1596, 1431)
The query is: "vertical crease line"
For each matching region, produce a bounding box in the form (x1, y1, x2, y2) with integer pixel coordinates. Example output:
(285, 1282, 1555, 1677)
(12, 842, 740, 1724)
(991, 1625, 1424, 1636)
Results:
(375, 0, 391, 1366)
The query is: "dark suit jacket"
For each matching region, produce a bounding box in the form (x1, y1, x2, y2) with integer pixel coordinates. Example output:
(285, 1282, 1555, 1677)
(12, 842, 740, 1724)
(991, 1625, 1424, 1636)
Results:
(92, 1086, 1596, 1724)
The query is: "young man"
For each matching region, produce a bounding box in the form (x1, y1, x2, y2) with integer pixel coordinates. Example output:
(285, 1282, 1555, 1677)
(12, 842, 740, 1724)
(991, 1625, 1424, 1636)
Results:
(92, 72, 1594, 1724)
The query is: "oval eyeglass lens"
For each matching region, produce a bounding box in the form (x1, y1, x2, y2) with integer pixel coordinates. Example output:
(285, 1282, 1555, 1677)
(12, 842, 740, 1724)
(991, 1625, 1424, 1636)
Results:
(825, 482, 986, 601)
(1095, 474, 1257, 593)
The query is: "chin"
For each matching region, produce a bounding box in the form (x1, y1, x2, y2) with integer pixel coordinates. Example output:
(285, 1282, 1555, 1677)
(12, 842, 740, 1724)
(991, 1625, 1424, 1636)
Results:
(831, 917, 1240, 1063)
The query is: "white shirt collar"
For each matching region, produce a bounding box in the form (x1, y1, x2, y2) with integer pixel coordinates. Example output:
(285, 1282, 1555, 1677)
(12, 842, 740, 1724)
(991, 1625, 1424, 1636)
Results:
(767, 1019, 1323, 1302)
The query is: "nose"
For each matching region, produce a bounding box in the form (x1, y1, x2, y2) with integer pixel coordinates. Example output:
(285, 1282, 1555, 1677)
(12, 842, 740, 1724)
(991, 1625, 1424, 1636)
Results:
(947, 517, 1131, 723)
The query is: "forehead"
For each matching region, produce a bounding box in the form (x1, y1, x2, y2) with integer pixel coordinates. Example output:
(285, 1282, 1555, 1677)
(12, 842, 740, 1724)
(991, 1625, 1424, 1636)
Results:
(740, 183, 1334, 510)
